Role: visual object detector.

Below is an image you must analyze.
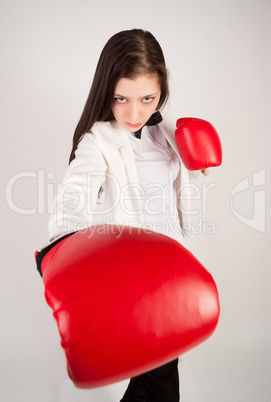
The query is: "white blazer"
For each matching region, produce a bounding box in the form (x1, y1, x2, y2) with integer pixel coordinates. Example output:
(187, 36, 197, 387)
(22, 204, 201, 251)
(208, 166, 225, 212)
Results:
(48, 119, 202, 241)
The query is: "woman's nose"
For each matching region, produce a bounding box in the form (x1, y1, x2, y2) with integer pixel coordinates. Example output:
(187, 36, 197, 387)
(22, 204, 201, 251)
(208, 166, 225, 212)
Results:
(129, 102, 140, 122)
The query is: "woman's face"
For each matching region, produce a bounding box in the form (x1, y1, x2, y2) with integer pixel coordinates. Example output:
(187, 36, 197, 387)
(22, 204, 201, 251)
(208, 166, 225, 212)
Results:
(111, 74, 161, 132)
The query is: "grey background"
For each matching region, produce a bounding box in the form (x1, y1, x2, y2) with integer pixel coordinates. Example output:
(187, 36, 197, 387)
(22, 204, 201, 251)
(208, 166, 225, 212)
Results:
(1, 0, 270, 401)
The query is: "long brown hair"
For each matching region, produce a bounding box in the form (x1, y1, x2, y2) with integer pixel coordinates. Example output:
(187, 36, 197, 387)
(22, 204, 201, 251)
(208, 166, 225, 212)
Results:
(69, 29, 169, 163)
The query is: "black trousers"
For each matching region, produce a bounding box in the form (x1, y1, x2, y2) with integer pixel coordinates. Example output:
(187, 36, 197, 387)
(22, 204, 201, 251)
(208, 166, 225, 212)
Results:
(120, 359, 179, 402)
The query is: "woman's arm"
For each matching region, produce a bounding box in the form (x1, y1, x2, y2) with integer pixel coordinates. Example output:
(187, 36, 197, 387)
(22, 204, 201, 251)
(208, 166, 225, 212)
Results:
(48, 134, 107, 241)
(188, 167, 211, 181)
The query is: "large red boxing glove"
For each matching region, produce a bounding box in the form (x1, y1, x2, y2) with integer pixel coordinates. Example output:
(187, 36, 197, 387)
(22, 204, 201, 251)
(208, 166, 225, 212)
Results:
(175, 117, 222, 170)
(40, 225, 219, 388)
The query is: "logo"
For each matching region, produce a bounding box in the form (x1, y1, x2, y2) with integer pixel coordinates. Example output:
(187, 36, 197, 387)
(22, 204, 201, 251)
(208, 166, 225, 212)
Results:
(230, 169, 266, 232)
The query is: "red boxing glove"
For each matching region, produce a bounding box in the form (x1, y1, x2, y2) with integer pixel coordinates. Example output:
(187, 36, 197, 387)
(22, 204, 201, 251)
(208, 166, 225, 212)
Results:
(175, 117, 222, 170)
(40, 225, 219, 388)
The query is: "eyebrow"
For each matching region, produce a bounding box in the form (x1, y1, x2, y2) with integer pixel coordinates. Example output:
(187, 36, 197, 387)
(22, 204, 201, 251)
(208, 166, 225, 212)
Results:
(113, 91, 160, 98)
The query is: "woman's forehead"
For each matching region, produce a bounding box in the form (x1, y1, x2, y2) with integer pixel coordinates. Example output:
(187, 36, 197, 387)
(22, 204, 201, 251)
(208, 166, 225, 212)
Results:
(114, 74, 161, 97)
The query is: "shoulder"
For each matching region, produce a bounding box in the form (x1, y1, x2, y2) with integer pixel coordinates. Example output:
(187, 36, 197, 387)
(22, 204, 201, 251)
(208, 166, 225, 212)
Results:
(158, 114, 176, 140)
(90, 120, 128, 142)
(156, 114, 179, 155)
(80, 120, 129, 148)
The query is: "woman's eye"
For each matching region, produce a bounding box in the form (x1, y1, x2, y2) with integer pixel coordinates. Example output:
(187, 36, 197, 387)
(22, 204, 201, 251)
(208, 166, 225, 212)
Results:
(115, 97, 126, 103)
(143, 97, 154, 103)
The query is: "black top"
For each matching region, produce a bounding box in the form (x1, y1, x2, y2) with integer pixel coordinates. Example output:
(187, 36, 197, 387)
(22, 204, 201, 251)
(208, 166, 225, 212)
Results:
(134, 111, 162, 138)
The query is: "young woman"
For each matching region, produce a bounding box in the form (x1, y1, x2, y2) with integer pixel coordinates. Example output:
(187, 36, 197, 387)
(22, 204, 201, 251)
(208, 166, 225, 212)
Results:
(40, 28, 210, 402)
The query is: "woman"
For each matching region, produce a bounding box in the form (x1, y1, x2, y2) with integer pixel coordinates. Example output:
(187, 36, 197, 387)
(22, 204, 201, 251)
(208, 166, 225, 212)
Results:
(39, 28, 209, 402)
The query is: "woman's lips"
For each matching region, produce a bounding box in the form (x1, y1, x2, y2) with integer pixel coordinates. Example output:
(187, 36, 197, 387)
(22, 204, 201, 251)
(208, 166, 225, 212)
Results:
(126, 122, 141, 128)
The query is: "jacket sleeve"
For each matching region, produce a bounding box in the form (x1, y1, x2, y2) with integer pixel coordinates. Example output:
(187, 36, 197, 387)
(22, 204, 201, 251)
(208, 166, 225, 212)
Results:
(48, 134, 107, 241)
(159, 116, 211, 237)
(187, 168, 211, 181)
